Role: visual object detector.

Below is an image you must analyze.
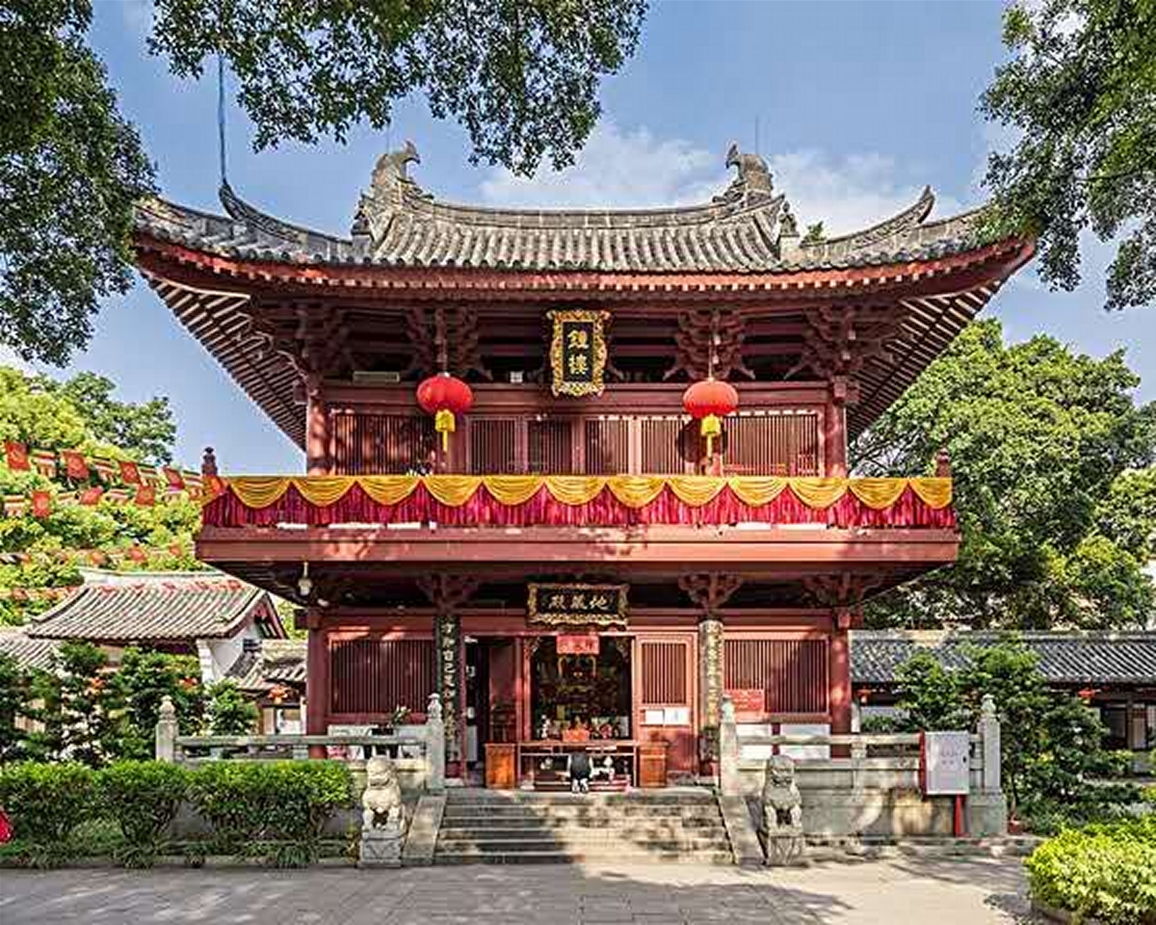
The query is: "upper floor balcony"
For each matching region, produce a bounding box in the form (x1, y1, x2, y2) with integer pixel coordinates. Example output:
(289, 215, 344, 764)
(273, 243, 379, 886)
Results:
(201, 473, 954, 531)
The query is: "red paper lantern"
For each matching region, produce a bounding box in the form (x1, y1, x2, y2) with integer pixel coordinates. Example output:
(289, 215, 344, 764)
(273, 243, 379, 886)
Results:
(417, 373, 474, 450)
(682, 378, 739, 457)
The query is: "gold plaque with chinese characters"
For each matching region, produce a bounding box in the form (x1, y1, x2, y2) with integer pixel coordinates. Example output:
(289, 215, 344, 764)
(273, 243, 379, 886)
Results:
(547, 309, 610, 397)
(527, 582, 628, 629)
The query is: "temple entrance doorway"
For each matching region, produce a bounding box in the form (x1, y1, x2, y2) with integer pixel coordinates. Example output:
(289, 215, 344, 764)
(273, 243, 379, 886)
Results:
(529, 635, 632, 742)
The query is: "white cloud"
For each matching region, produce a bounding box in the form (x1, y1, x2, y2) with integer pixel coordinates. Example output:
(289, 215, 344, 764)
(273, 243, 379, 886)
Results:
(478, 121, 959, 235)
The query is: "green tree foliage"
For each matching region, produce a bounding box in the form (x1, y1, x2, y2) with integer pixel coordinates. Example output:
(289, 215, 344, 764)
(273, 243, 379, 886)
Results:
(4, 642, 207, 765)
(0, 0, 155, 365)
(981, 0, 1156, 310)
(149, 0, 647, 174)
(853, 320, 1156, 629)
(110, 649, 204, 760)
(888, 639, 1137, 829)
(0, 365, 201, 625)
(205, 679, 258, 736)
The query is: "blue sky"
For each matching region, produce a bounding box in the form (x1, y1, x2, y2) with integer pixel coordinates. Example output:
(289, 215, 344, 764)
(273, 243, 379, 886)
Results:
(8, 0, 1152, 471)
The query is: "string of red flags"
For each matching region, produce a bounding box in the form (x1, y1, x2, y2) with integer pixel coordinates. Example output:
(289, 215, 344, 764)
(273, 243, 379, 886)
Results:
(3, 440, 202, 493)
(0, 543, 193, 567)
(2, 439, 206, 518)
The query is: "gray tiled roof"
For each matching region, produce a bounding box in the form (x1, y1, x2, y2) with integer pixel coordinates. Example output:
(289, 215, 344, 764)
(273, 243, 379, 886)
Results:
(228, 638, 307, 693)
(0, 629, 62, 672)
(26, 570, 278, 643)
(134, 144, 984, 275)
(852, 630, 1156, 687)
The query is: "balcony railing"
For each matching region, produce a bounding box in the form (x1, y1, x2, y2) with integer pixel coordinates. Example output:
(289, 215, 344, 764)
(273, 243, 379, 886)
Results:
(201, 475, 954, 530)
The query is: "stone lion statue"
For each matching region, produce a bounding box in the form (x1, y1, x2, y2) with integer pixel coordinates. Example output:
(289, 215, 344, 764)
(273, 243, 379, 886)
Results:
(761, 754, 803, 835)
(362, 755, 403, 832)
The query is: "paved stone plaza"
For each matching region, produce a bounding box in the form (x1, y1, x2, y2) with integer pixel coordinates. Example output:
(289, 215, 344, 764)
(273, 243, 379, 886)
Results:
(0, 857, 1035, 924)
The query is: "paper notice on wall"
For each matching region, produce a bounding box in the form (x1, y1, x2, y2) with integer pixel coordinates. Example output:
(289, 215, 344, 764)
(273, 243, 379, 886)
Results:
(643, 709, 666, 726)
(922, 731, 971, 795)
(664, 707, 690, 726)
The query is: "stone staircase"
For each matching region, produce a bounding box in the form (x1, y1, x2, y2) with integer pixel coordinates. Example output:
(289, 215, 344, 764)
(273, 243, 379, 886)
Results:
(434, 789, 735, 864)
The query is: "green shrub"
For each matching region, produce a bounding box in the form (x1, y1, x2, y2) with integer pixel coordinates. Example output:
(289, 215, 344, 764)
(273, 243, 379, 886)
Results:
(188, 760, 353, 865)
(1025, 817, 1156, 925)
(205, 680, 258, 736)
(0, 762, 98, 867)
(99, 761, 189, 867)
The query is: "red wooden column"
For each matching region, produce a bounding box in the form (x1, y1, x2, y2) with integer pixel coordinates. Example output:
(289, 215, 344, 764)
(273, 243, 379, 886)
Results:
(824, 379, 849, 478)
(828, 609, 853, 735)
(305, 374, 330, 475)
(303, 609, 330, 758)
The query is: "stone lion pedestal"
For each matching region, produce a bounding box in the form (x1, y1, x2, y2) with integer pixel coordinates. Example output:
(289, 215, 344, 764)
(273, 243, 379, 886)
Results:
(760, 754, 806, 866)
(359, 755, 404, 868)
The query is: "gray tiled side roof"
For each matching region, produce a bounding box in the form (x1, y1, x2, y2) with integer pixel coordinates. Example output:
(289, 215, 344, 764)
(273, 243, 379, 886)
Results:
(134, 145, 985, 275)
(852, 630, 1156, 686)
(0, 629, 62, 672)
(26, 572, 271, 643)
(228, 638, 307, 693)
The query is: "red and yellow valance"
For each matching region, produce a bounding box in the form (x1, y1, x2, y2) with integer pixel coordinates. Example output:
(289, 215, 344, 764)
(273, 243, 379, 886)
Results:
(203, 475, 953, 529)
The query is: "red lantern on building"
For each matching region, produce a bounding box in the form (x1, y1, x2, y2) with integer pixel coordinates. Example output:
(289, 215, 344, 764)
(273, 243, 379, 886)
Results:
(682, 378, 738, 458)
(417, 372, 474, 450)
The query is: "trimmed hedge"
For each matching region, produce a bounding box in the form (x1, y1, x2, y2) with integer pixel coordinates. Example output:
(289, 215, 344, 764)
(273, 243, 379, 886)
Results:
(99, 761, 189, 867)
(1025, 817, 1156, 925)
(0, 759, 354, 869)
(0, 762, 99, 867)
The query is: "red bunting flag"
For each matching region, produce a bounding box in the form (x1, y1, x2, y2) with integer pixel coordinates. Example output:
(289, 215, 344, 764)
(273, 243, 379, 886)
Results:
(79, 487, 103, 506)
(163, 467, 185, 490)
(4, 441, 29, 471)
(119, 460, 141, 485)
(128, 546, 148, 562)
(134, 485, 156, 507)
(30, 490, 51, 519)
(167, 542, 184, 556)
(87, 550, 108, 566)
(62, 450, 89, 480)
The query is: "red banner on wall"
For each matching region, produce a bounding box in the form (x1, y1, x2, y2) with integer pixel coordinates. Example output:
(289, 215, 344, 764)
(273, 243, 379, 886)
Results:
(726, 688, 766, 714)
(556, 634, 600, 655)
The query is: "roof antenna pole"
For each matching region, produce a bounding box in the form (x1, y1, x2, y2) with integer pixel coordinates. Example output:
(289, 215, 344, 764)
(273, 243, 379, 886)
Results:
(217, 53, 228, 187)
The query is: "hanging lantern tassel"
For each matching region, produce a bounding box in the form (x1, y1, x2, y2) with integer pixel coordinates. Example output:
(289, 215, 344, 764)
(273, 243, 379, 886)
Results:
(434, 409, 456, 449)
(700, 413, 722, 457)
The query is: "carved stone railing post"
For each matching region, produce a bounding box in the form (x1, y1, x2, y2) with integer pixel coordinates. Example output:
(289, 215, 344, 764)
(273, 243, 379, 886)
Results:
(719, 695, 740, 797)
(425, 692, 445, 793)
(155, 695, 178, 763)
(979, 694, 1001, 793)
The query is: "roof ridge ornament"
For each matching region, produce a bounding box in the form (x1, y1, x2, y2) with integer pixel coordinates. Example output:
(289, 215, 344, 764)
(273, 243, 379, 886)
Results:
(353, 140, 421, 240)
(716, 143, 774, 204)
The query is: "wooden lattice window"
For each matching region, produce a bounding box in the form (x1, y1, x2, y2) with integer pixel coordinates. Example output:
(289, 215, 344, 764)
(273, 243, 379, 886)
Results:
(330, 413, 436, 475)
(528, 419, 573, 474)
(724, 637, 828, 714)
(639, 417, 685, 474)
(640, 641, 688, 705)
(469, 418, 519, 473)
(583, 419, 630, 474)
(724, 413, 820, 476)
(329, 638, 436, 716)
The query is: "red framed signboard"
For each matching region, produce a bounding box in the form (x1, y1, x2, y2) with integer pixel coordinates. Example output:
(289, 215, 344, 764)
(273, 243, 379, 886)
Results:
(557, 634, 600, 655)
(726, 688, 766, 714)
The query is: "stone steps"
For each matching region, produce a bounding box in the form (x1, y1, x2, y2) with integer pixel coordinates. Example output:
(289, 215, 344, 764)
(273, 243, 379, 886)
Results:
(434, 789, 735, 865)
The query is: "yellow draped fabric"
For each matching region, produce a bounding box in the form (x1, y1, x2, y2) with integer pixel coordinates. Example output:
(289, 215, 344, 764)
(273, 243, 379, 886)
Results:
(725, 477, 788, 507)
(542, 476, 607, 506)
(847, 478, 910, 511)
(787, 478, 848, 510)
(606, 476, 668, 509)
(358, 476, 420, 506)
(908, 477, 953, 510)
(217, 474, 952, 511)
(423, 476, 482, 507)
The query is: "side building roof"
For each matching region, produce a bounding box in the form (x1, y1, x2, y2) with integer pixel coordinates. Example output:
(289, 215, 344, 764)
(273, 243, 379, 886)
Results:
(852, 630, 1156, 687)
(0, 628, 63, 672)
(26, 569, 287, 644)
(228, 638, 307, 695)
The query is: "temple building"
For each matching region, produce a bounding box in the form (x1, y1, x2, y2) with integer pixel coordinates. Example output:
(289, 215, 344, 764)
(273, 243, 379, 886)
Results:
(133, 143, 1033, 786)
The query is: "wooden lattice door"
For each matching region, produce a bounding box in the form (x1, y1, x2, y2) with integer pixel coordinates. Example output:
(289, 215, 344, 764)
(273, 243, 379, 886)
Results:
(634, 635, 697, 776)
